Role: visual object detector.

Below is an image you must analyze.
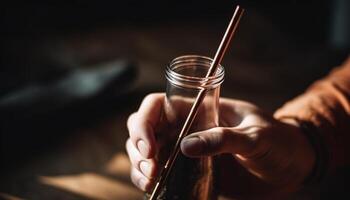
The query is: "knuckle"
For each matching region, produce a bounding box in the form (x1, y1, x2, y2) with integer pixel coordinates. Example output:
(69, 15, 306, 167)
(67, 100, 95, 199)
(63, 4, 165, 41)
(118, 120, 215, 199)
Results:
(127, 112, 138, 129)
(213, 127, 228, 142)
(143, 93, 159, 103)
(126, 113, 143, 144)
(215, 128, 230, 149)
(204, 127, 227, 153)
(130, 168, 141, 188)
(130, 168, 149, 191)
(142, 93, 164, 107)
(215, 127, 239, 153)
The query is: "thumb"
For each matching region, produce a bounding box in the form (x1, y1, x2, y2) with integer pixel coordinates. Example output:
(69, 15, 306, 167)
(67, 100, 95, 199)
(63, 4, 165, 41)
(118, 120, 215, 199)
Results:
(180, 127, 255, 157)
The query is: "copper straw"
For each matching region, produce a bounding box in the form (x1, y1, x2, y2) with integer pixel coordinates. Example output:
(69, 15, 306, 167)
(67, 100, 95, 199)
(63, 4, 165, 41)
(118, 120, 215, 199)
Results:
(149, 5, 244, 200)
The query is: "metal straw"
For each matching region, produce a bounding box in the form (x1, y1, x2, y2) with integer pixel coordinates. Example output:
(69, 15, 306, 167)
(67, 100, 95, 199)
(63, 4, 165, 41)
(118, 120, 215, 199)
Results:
(149, 5, 244, 200)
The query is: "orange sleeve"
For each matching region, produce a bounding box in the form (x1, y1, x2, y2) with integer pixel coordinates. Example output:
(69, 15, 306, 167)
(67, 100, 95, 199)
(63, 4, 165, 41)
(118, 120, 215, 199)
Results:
(274, 56, 350, 181)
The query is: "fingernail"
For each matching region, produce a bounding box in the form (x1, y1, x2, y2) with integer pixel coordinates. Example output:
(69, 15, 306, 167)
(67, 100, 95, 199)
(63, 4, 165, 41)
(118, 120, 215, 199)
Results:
(137, 140, 150, 157)
(181, 136, 203, 156)
(140, 161, 152, 178)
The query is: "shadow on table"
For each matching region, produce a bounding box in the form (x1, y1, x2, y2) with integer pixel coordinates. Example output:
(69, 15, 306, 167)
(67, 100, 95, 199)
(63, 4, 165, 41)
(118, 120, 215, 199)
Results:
(0, 153, 142, 200)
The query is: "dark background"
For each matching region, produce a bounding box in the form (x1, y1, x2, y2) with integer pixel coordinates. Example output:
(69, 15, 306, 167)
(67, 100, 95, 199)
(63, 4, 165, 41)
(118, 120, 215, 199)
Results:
(0, 0, 349, 199)
(1, 0, 349, 95)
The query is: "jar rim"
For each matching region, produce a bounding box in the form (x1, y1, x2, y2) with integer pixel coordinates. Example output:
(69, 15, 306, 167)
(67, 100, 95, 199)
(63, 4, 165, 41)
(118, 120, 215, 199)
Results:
(165, 55, 224, 90)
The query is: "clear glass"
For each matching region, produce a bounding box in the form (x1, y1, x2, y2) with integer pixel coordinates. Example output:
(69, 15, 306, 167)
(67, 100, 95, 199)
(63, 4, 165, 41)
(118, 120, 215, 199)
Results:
(152, 55, 224, 200)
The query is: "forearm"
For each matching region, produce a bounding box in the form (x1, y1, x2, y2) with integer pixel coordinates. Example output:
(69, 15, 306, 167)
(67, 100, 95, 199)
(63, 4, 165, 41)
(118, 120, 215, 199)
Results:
(274, 56, 350, 180)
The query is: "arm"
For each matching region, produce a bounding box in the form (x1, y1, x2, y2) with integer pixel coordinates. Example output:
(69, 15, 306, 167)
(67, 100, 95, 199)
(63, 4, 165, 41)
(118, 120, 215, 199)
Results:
(275, 56, 350, 181)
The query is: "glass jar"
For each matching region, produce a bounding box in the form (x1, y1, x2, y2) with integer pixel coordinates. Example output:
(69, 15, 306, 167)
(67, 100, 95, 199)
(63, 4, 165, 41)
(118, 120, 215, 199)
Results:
(150, 55, 224, 200)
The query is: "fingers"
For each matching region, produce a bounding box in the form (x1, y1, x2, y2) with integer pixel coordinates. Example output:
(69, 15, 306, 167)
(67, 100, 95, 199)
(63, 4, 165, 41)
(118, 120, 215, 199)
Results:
(127, 93, 165, 158)
(131, 167, 152, 191)
(180, 127, 257, 157)
(126, 139, 157, 191)
(126, 139, 158, 178)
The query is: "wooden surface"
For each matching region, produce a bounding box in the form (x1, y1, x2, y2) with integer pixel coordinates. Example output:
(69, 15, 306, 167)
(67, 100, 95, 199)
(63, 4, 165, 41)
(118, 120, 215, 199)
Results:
(0, 10, 344, 200)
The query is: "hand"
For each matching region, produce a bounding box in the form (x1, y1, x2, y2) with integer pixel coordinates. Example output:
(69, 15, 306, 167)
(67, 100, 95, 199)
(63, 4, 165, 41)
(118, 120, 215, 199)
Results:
(126, 93, 315, 199)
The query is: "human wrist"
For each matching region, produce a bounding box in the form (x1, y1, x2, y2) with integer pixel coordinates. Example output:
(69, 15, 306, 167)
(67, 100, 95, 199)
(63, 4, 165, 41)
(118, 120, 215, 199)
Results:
(295, 119, 328, 185)
(278, 117, 328, 185)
